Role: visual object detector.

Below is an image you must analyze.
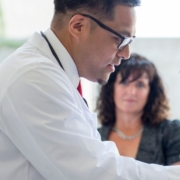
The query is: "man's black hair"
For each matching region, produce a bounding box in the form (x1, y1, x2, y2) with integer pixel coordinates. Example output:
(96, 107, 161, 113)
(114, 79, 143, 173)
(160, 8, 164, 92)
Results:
(54, 0, 141, 19)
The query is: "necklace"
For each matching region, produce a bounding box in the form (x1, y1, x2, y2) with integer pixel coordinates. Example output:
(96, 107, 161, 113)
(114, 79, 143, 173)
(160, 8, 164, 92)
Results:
(113, 126, 144, 140)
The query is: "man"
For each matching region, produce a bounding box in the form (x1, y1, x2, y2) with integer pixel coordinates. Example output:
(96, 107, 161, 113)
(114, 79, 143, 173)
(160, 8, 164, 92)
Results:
(0, 0, 179, 179)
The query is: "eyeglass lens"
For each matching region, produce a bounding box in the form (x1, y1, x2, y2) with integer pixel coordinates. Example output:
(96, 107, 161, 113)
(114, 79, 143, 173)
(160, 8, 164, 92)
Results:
(118, 38, 133, 50)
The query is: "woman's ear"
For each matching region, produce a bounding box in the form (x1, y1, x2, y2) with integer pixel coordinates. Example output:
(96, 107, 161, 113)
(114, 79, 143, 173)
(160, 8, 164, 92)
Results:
(68, 15, 87, 39)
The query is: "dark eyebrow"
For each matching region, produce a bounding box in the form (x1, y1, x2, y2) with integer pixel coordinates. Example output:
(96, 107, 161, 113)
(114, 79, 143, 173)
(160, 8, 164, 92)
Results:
(117, 31, 135, 38)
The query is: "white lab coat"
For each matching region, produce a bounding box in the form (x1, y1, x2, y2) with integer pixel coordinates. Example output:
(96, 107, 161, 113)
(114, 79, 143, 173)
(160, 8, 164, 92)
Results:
(0, 29, 179, 180)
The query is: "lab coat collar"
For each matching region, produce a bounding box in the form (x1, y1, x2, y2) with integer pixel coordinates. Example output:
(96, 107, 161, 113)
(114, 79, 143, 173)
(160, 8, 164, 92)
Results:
(28, 29, 79, 89)
(44, 29, 79, 89)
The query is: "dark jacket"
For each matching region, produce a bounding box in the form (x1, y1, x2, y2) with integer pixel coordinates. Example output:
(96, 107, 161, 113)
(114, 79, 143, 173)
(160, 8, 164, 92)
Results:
(98, 119, 180, 165)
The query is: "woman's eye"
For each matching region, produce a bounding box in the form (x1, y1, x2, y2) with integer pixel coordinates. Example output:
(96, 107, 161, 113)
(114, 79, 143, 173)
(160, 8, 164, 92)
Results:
(137, 82, 144, 88)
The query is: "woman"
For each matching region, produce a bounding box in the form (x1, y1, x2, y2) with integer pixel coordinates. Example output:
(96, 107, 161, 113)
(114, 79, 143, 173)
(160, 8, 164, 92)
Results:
(96, 53, 180, 165)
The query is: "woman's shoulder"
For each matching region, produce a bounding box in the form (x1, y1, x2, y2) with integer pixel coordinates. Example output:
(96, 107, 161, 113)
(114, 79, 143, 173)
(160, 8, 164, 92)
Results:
(156, 119, 180, 143)
(98, 125, 112, 141)
(143, 119, 180, 138)
(159, 119, 180, 131)
(98, 124, 112, 131)
(159, 119, 180, 165)
(142, 119, 180, 165)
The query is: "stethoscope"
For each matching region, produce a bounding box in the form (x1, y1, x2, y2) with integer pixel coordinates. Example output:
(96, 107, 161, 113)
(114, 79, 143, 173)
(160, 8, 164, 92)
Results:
(40, 31, 88, 107)
(40, 31, 64, 70)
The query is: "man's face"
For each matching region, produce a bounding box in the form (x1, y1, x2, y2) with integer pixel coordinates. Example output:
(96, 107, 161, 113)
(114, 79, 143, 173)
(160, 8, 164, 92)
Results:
(77, 5, 136, 84)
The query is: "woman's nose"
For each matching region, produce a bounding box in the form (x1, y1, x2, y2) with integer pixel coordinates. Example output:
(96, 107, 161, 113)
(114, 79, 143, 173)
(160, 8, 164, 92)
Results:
(127, 84, 136, 95)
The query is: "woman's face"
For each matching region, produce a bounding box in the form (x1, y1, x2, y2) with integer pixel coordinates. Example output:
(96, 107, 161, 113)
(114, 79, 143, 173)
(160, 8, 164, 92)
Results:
(113, 72, 150, 115)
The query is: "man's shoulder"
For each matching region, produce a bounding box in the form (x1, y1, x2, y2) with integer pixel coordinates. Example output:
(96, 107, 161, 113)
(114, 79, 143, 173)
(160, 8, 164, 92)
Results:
(0, 40, 68, 96)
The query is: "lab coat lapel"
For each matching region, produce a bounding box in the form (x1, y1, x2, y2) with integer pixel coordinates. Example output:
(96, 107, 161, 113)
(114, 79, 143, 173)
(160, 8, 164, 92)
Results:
(28, 32, 60, 68)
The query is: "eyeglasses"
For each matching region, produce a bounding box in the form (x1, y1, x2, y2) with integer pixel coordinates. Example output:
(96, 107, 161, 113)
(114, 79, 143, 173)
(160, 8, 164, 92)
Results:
(78, 13, 136, 50)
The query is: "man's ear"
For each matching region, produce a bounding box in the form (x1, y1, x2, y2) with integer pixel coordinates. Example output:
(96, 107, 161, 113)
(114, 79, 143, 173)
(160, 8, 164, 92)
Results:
(68, 15, 87, 39)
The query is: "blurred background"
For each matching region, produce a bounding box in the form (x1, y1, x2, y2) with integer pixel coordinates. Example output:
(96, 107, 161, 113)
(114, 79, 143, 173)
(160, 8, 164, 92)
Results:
(0, 0, 180, 119)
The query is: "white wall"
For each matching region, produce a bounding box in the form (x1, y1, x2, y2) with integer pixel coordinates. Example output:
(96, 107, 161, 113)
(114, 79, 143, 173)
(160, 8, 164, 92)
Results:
(1, 0, 53, 38)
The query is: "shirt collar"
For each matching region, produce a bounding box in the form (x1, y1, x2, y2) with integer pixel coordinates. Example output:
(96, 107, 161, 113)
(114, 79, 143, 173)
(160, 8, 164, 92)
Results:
(44, 28, 79, 89)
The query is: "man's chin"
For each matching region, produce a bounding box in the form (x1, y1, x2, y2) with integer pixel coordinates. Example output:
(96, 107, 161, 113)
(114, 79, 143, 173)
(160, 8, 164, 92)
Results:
(97, 74, 110, 85)
(96, 69, 114, 85)
(97, 79, 107, 85)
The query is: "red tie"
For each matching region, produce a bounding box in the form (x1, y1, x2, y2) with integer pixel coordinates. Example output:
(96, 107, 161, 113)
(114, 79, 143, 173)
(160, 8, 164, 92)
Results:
(77, 80, 88, 107)
(77, 80, 83, 96)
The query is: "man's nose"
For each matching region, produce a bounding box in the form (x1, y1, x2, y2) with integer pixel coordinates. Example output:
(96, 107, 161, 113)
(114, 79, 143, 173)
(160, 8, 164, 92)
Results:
(116, 45, 130, 60)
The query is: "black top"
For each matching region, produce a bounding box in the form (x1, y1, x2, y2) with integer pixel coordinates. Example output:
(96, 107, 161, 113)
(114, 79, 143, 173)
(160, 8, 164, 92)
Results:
(98, 119, 180, 165)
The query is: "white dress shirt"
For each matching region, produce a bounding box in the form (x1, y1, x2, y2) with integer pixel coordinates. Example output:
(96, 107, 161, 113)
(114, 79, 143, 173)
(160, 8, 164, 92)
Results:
(0, 28, 179, 180)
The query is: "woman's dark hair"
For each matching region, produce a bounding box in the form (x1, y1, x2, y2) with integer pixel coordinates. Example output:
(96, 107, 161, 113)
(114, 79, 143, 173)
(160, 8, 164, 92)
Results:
(96, 53, 169, 126)
(53, 0, 141, 20)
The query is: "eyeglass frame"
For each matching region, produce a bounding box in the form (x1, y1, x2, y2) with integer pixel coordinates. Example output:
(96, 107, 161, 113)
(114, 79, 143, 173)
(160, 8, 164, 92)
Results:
(74, 13, 136, 50)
